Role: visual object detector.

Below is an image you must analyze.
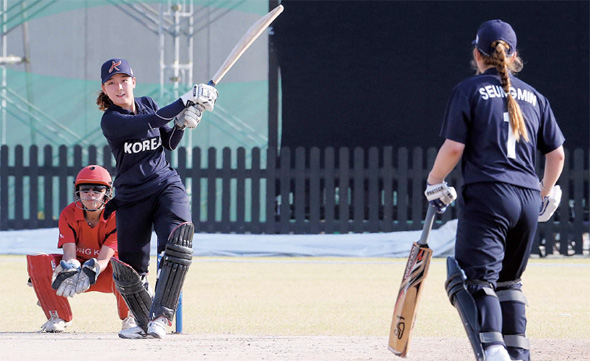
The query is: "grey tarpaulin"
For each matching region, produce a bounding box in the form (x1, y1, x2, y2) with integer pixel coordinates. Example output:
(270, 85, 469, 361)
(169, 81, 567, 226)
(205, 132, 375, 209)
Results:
(0, 220, 457, 258)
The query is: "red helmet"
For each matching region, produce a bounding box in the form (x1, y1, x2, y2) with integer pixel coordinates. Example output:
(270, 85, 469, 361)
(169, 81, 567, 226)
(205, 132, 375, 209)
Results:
(74, 165, 113, 212)
(75, 165, 112, 188)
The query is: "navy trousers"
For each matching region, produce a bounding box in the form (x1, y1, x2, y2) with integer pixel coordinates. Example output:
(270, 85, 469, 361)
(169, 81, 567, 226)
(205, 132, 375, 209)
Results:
(455, 182, 539, 360)
(455, 182, 540, 284)
(115, 182, 191, 275)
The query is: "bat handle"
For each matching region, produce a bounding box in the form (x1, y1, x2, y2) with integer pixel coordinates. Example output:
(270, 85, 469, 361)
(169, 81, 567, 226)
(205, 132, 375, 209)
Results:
(418, 205, 437, 246)
(207, 80, 216, 87)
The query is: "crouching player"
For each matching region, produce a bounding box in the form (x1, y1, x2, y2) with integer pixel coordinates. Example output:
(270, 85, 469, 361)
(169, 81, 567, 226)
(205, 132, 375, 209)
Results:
(27, 165, 135, 335)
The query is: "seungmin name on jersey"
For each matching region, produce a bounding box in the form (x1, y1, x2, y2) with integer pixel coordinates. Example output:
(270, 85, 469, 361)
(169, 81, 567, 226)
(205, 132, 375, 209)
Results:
(478, 85, 538, 107)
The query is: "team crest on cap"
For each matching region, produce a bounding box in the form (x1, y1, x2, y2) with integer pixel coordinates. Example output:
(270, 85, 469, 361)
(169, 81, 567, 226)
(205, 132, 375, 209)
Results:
(109, 60, 122, 74)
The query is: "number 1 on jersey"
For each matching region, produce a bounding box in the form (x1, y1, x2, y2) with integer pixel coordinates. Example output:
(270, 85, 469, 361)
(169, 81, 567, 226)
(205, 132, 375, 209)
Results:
(503, 112, 516, 159)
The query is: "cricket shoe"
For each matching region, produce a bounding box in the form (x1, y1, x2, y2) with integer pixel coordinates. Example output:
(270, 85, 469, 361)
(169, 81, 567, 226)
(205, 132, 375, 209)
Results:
(147, 316, 172, 339)
(118, 325, 147, 339)
(121, 315, 137, 331)
(484, 345, 512, 361)
(40, 316, 71, 332)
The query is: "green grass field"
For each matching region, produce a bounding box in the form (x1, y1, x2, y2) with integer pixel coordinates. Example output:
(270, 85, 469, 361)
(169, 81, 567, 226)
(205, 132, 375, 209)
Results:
(2, 255, 589, 339)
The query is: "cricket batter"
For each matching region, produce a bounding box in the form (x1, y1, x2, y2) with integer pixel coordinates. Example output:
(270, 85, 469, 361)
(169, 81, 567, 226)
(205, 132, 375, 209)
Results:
(27, 165, 134, 333)
(424, 20, 564, 361)
(97, 58, 217, 339)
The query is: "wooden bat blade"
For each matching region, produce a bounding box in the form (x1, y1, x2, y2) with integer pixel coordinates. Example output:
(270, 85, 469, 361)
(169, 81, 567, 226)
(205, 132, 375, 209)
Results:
(388, 242, 433, 357)
(389, 205, 437, 357)
(209, 4, 284, 86)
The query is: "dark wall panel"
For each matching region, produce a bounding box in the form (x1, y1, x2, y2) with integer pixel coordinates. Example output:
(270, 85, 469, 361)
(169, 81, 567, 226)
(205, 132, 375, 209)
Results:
(274, 1, 589, 150)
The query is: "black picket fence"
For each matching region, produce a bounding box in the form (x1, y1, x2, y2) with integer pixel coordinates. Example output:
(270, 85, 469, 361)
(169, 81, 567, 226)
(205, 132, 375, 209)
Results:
(1, 145, 588, 256)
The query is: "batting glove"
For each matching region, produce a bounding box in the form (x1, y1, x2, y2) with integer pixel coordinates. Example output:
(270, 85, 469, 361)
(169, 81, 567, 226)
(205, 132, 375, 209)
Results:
(194, 83, 218, 111)
(174, 109, 187, 130)
(180, 85, 198, 107)
(183, 105, 203, 129)
(179, 83, 218, 111)
(424, 182, 457, 214)
(75, 258, 102, 294)
(538, 185, 561, 222)
(51, 259, 81, 298)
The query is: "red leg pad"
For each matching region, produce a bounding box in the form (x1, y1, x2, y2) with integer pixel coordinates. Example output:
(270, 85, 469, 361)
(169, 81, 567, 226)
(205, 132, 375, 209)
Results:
(27, 254, 73, 322)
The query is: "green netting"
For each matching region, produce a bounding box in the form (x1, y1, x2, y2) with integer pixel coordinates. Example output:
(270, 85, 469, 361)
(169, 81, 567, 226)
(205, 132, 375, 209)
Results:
(3, 68, 268, 150)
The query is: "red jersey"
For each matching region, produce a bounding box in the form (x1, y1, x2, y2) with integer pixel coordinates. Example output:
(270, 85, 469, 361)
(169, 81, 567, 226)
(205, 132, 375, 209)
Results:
(57, 203, 117, 261)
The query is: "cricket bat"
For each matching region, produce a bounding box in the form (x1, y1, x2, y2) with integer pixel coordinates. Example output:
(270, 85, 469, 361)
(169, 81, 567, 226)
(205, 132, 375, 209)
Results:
(188, 5, 283, 112)
(208, 4, 284, 86)
(388, 205, 437, 357)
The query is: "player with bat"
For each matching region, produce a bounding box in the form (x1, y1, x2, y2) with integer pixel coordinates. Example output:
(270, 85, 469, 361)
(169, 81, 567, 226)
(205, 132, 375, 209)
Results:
(95, 5, 283, 339)
(97, 57, 209, 339)
(414, 20, 564, 361)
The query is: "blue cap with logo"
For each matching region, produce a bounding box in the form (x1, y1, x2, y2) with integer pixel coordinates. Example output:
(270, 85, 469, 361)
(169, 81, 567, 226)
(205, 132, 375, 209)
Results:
(101, 58, 134, 83)
(472, 20, 517, 56)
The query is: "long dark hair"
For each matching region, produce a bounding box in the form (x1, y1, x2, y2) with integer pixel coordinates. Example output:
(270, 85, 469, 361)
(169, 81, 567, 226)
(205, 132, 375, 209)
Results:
(96, 90, 112, 111)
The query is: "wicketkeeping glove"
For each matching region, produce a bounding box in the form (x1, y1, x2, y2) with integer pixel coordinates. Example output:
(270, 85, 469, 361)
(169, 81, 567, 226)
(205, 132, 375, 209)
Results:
(538, 185, 561, 222)
(424, 182, 457, 214)
(75, 258, 101, 294)
(51, 259, 81, 298)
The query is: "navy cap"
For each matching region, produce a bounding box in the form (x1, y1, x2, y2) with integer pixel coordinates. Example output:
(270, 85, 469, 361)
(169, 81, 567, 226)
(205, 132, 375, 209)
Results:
(101, 58, 134, 83)
(472, 20, 517, 56)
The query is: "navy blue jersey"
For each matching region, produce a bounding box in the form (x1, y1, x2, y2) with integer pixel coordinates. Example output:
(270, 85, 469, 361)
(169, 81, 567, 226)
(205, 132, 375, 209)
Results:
(440, 68, 565, 190)
(101, 97, 186, 202)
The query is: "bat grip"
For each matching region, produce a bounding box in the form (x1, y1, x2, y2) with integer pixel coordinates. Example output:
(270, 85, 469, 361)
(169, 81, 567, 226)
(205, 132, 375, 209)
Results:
(418, 205, 437, 246)
(207, 80, 216, 87)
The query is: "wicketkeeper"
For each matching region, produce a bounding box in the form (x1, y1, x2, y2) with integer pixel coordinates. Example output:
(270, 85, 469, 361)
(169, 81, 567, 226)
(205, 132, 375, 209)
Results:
(27, 165, 134, 333)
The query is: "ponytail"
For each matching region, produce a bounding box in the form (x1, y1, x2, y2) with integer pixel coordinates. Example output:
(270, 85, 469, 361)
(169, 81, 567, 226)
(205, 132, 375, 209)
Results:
(487, 41, 529, 142)
(96, 90, 112, 111)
